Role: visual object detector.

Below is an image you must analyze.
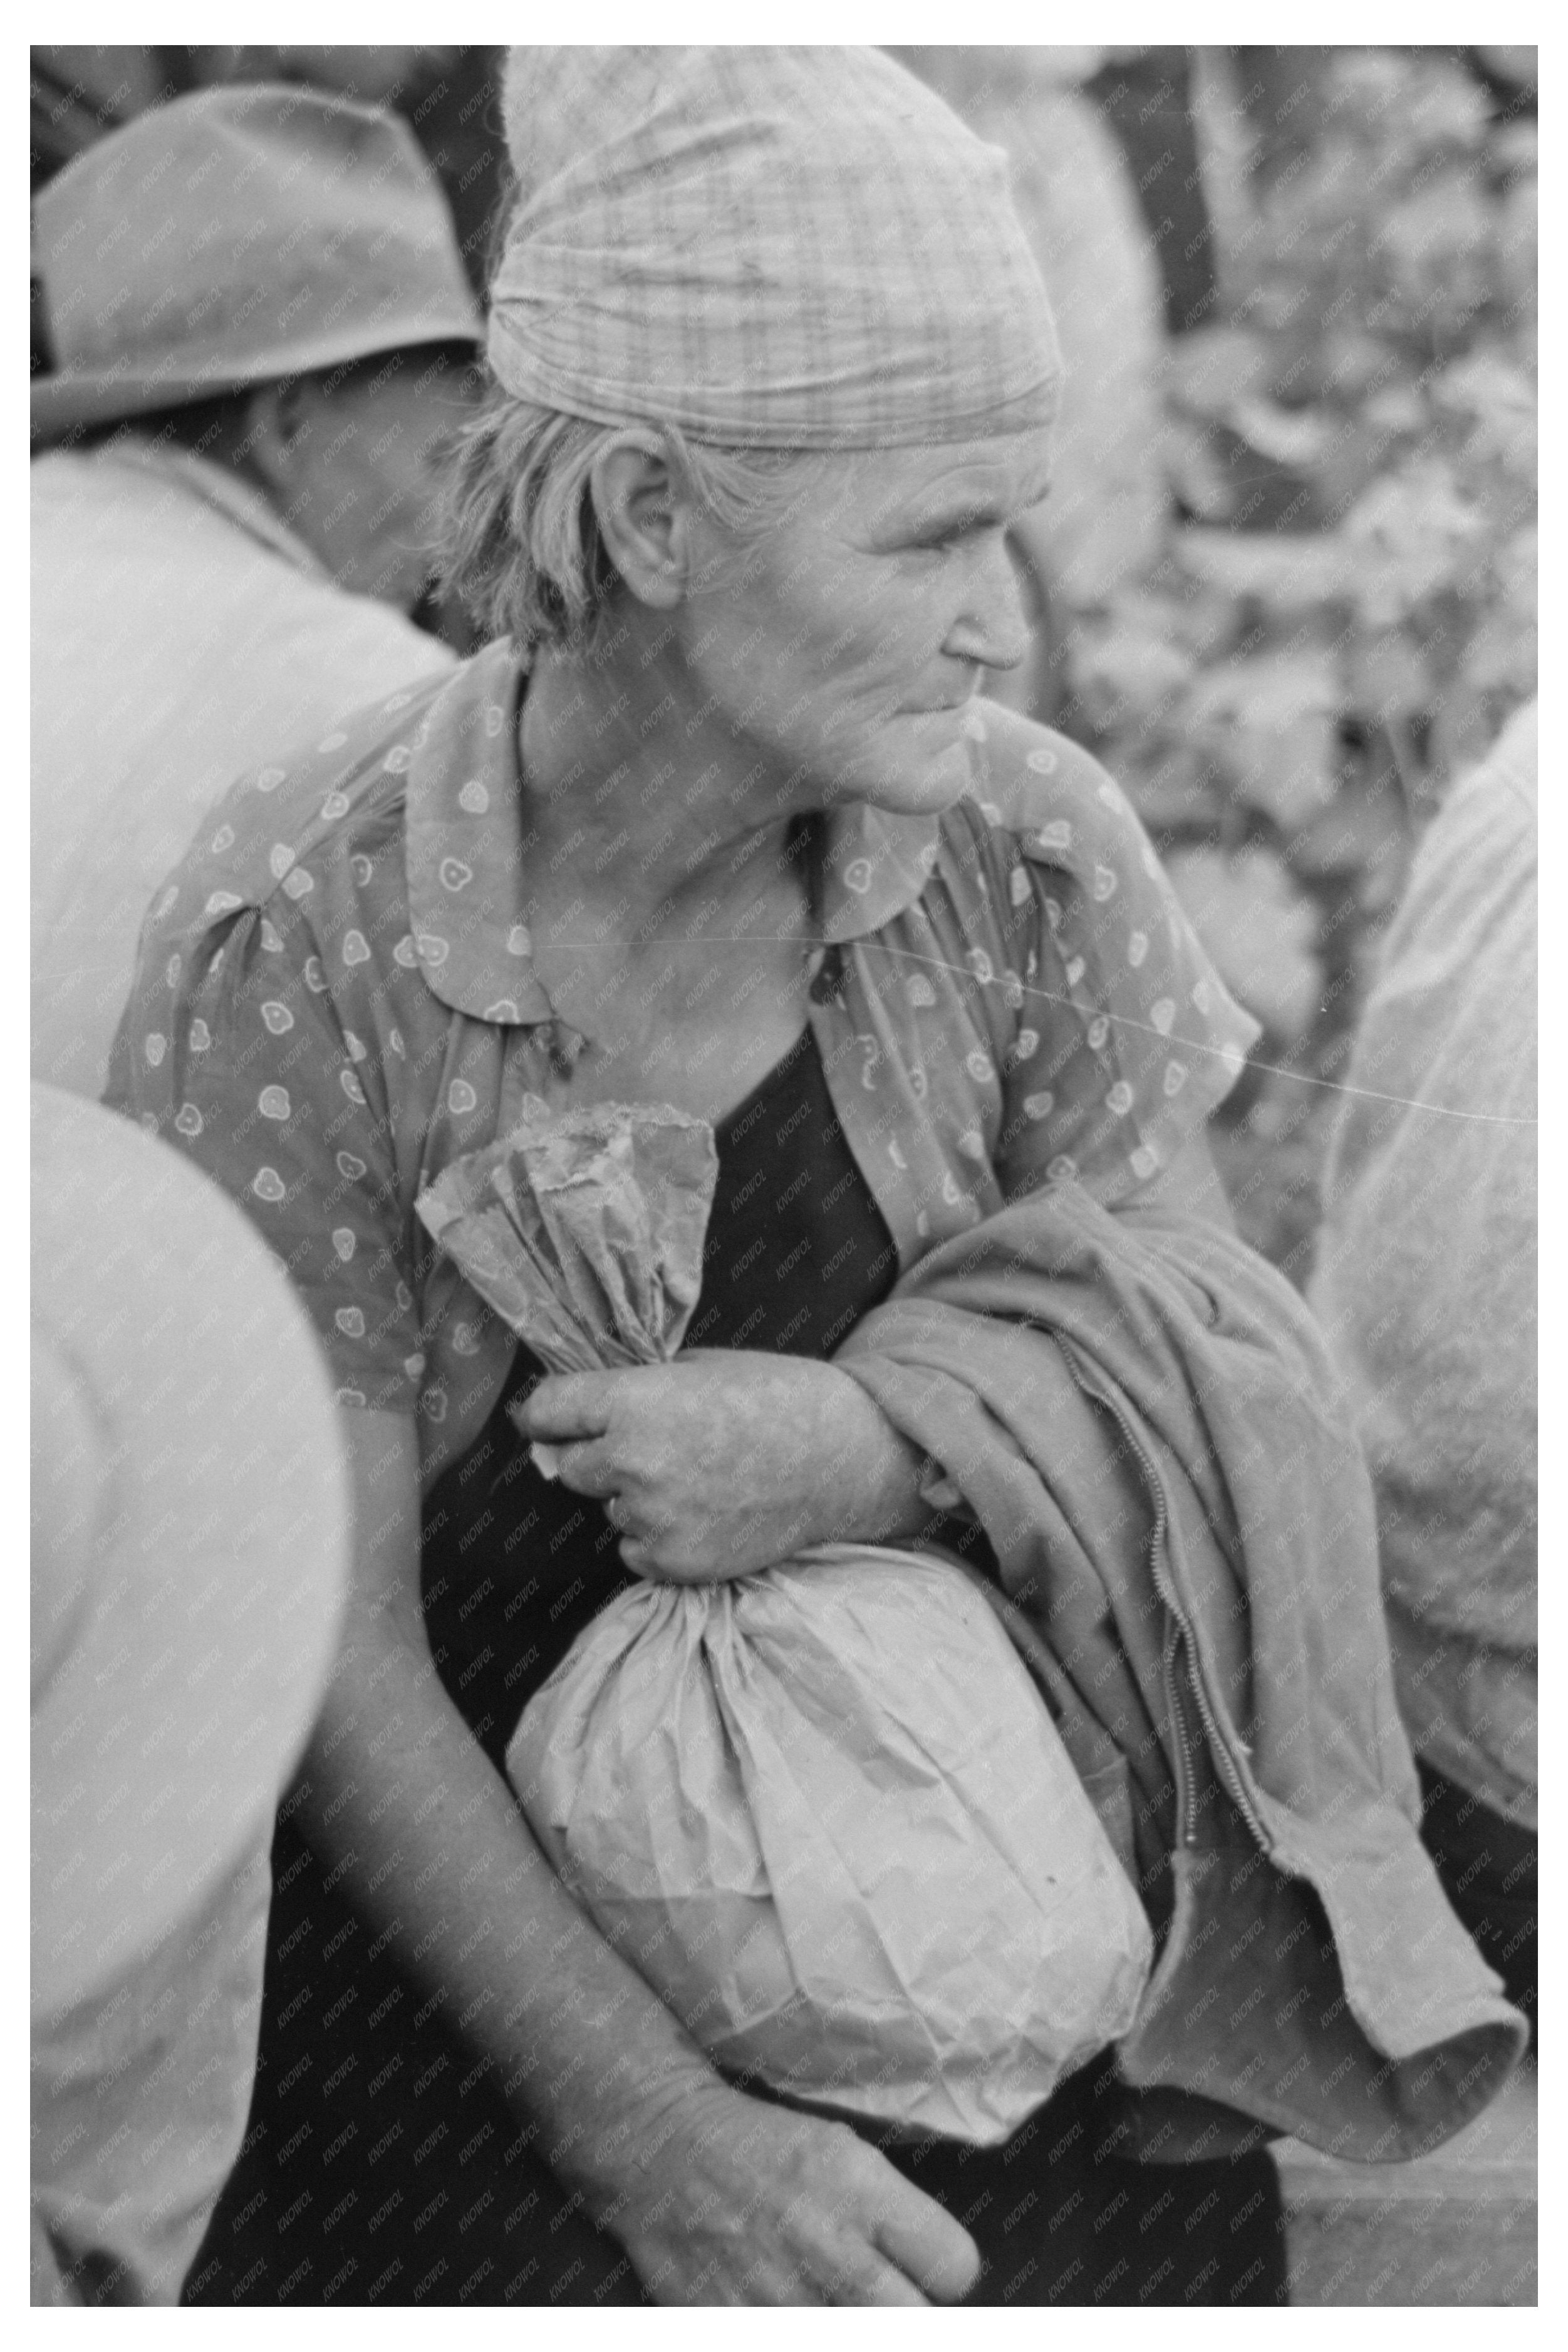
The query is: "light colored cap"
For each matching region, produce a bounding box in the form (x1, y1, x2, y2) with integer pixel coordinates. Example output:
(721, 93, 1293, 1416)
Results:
(31, 82, 482, 440)
(31, 1088, 351, 2021)
(491, 45, 1063, 450)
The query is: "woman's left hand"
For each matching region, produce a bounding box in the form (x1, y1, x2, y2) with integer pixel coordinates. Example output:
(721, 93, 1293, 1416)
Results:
(514, 1352, 931, 1581)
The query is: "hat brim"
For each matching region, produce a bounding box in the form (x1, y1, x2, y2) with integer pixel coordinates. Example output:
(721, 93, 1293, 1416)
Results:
(31, 311, 483, 440)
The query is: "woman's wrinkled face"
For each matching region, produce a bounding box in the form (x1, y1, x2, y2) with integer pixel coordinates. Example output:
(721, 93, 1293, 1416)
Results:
(680, 430, 1054, 820)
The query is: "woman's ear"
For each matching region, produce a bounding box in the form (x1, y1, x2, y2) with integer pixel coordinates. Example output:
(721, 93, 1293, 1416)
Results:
(589, 434, 692, 611)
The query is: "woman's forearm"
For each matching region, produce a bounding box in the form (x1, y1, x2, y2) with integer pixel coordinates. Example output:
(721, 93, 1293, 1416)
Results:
(293, 1417, 977, 2305)
(296, 1578, 720, 2201)
(806, 1368, 937, 1549)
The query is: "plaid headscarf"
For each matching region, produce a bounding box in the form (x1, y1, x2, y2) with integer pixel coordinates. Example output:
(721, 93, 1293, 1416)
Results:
(491, 46, 1063, 449)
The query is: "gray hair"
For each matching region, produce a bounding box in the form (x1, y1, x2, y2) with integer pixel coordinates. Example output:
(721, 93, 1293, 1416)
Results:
(440, 379, 818, 653)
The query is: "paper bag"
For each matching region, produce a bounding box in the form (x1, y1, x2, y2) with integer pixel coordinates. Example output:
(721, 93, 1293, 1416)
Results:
(416, 1095, 717, 1469)
(420, 1097, 1153, 2145)
(508, 1545, 1153, 2145)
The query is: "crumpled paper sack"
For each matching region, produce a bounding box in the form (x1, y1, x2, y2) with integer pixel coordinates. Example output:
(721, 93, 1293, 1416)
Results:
(510, 1549, 1153, 2144)
(415, 1095, 717, 1473)
(418, 1096, 1153, 2145)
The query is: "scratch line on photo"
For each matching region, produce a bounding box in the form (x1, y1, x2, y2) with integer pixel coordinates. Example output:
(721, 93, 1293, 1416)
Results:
(572, 935, 1538, 1130)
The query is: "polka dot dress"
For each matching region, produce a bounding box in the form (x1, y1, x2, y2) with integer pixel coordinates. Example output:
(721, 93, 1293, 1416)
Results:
(106, 644, 1259, 1484)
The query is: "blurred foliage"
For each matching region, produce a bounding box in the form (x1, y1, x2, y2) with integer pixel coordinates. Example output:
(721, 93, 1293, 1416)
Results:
(1057, 48, 1536, 1274)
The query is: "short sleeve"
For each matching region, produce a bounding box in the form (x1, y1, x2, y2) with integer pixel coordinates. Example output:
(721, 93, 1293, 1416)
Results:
(964, 710, 1260, 1205)
(105, 883, 425, 1414)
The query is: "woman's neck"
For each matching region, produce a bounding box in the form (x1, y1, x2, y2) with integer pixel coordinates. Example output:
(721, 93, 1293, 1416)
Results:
(517, 623, 806, 944)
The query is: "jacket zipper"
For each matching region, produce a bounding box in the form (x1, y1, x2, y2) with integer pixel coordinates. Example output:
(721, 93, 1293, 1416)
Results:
(1161, 1618, 1198, 1851)
(1066, 1342, 1269, 1855)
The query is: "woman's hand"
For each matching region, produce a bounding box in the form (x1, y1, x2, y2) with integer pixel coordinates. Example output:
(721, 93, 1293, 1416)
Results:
(592, 2079, 981, 2306)
(514, 1352, 932, 1579)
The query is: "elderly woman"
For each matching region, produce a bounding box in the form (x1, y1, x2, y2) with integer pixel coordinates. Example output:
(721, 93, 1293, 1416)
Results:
(112, 49, 1519, 2310)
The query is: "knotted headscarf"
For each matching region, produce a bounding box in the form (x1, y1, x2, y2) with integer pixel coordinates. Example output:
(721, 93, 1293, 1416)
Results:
(491, 46, 1063, 450)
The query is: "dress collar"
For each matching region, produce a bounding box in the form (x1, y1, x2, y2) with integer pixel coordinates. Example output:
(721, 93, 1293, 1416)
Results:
(403, 642, 941, 1024)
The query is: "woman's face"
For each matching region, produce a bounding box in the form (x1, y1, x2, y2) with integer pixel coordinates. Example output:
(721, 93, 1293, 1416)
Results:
(680, 429, 1055, 820)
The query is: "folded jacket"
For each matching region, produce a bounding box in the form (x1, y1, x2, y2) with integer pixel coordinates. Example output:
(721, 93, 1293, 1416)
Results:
(837, 1182, 1527, 2163)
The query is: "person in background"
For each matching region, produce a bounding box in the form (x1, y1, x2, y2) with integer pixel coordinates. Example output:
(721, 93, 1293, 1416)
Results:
(1083, 46, 1221, 338)
(31, 1087, 351, 2303)
(30, 83, 482, 1099)
(1311, 699, 1537, 2037)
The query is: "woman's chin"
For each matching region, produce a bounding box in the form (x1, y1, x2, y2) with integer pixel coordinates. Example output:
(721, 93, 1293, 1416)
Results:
(831, 716, 974, 818)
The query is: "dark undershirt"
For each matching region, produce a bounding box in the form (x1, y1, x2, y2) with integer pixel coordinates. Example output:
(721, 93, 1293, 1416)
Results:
(420, 1022, 901, 1769)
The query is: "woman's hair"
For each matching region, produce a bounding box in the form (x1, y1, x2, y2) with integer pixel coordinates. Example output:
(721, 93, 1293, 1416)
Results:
(439, 378, 816, 653)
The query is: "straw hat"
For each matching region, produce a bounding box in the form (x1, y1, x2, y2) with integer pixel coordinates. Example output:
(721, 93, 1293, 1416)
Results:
(31, 1088, 352, 2021)
(31, 82, 482, 442)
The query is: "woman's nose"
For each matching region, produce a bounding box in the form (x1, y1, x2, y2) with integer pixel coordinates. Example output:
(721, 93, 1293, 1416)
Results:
(943, 536, 1032, 674)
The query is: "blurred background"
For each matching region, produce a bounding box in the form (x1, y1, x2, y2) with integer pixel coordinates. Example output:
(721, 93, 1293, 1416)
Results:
(31, 41, 1538, 1279)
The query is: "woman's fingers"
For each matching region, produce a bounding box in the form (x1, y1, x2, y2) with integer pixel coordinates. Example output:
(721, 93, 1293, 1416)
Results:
(869, 2179, 981, 2306)
(551, 1438, 622, 1498)
(610, 2091, 960, 2308)
(514, 1371, 618, 1444)
(825, 2250, 930, 2308)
